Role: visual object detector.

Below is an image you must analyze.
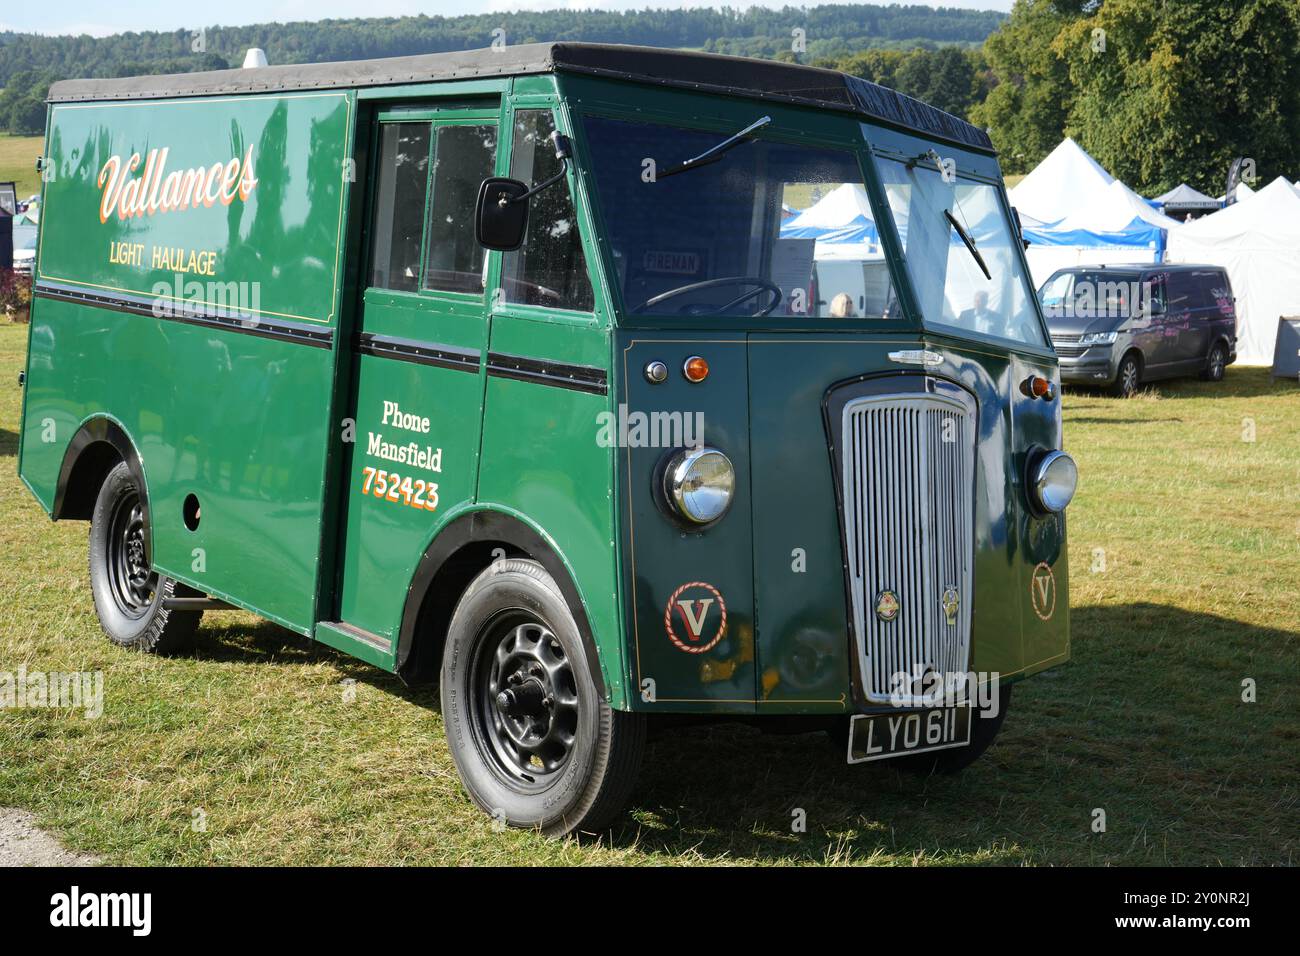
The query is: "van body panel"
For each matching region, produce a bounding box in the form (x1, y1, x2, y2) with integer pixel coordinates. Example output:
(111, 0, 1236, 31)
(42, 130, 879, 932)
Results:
(615, 331, 757, 712)
(21, 91, 354, 634)
(21, 46, 1071, 726)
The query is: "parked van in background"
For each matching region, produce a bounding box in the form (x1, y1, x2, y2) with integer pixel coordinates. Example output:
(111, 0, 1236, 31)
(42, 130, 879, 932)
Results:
(1038, 264, 1236, 396)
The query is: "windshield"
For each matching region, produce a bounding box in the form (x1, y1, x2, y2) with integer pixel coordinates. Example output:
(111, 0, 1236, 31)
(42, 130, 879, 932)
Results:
(873, 154, 1045, 347)
(582, 115, 899, 321)
(1039, 270, 1156, 320)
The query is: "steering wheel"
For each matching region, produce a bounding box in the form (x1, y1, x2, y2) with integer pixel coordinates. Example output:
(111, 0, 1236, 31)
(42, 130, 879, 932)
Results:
(632, 276, 783, 316)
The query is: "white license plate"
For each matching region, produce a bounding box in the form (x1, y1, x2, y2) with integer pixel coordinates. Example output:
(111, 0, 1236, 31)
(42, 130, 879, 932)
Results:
(846, 707, 973, 764)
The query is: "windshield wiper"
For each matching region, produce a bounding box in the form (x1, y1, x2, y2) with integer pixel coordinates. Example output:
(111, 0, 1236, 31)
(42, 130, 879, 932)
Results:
(657, 115, 771, 180)
(945, 208, 991, 281)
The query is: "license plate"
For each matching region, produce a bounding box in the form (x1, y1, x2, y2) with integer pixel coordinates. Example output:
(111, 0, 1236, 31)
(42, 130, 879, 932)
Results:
(846, 706, 973, 764)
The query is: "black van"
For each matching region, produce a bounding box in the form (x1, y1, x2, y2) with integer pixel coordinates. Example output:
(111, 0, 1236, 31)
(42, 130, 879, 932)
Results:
(1038, 264, 1237, 396)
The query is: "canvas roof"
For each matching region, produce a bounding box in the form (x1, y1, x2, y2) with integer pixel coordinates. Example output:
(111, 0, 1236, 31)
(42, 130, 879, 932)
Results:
(1153, 182, 1219, 209)
(46, 42, 993, 151)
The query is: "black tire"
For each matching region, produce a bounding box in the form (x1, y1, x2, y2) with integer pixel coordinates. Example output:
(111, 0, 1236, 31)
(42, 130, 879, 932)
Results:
(89, 462, 202, 653)
(1110, 351, 1142, 397)
(1201, 342, 1227, 381)
(440, 559, 644, 837)
(827, 684, 1013, 775)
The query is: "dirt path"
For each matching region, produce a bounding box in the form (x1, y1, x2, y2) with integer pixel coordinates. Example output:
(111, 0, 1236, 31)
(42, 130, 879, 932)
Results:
(0, 809, 100, 866)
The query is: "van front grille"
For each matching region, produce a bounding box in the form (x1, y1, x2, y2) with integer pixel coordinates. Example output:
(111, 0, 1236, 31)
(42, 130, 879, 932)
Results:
(840, 394, 975, 705)
(1051, 336, 1087, 358)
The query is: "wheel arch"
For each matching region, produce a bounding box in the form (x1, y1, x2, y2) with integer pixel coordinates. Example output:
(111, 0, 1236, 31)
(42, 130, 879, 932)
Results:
(396, 508, 612, 703)
(54, 418, 151, 551)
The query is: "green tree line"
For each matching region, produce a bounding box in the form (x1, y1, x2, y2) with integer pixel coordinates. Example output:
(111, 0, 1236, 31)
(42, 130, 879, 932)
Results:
(0, 4, 999, 92)
(3, 1, 1296, 195)
(828, 0, 1300, 193)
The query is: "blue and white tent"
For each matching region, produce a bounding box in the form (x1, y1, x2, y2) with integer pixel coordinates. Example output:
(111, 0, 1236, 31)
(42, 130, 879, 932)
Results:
(1008, 139, 1180, 284)
(780, 183, 888, 260)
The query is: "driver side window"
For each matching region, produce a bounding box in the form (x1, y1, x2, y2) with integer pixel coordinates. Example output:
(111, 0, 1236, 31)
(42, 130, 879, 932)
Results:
(500, 110, 594, 312)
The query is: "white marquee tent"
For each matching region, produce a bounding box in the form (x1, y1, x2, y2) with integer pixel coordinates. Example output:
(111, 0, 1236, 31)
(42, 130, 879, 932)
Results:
(780, 183, 886, 261)
(1009, 138, 1181, 285)
(1166, 176, 1300, 365)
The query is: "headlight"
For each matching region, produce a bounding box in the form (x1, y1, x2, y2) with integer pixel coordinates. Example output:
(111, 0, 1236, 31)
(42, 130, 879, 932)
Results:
(663, 447, 735, 525)
(1028, 448, 1078, 515)
(1080, 331, 1118, 346)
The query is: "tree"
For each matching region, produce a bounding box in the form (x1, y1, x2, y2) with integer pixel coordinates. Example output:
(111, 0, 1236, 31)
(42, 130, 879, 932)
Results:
(1056, 0, 1300, 194)
(968, 0, 1086, 173)
(0, 70, 57, 135)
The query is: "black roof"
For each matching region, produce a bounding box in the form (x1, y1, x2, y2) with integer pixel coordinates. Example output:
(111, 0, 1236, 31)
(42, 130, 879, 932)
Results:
(47, 42, 993, 152)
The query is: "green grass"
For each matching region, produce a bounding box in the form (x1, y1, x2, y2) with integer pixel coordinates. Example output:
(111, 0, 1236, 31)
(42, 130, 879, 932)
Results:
(0, 321, 1295, 865)
(0, 133, 44, 200)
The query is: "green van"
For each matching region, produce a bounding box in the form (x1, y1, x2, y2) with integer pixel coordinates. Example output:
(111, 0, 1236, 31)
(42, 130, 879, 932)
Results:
(18, 43, 1078, 835)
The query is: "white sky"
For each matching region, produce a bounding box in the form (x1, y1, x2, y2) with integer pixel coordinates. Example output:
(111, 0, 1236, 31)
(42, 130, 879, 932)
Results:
(5, 1, 1012, 39)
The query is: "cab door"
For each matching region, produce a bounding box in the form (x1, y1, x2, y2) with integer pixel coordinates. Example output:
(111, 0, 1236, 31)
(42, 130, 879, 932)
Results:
(329, 106, 500, 653)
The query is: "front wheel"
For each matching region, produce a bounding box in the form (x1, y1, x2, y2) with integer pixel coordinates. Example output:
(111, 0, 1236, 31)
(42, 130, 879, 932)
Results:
(1110, 352, 1142, 397)
(89, 461, 202, 652)
(441, 559, 644, 837)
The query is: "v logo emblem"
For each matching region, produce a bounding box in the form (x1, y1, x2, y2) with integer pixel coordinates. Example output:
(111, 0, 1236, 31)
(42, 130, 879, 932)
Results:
(1030, 562, 1057, 620)
(1033, 575, 1052, 605)
(665, 581, 727, 654)
(675, 598, 715, 640)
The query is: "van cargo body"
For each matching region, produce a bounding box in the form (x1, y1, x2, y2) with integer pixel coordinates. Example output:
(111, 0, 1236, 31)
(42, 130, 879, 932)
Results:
(19, 44, 1076, 835)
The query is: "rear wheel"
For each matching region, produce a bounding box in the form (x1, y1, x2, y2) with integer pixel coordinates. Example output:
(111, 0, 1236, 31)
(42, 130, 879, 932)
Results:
(1111, 352, 1142, 397)
(89, 462, 202, 652)
(441, 559, 644, 837)
(1201, 342, 1227, 381)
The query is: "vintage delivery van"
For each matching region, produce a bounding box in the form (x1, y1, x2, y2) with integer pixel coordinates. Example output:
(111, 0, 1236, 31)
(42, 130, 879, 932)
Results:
(18, 43, 1077, 835)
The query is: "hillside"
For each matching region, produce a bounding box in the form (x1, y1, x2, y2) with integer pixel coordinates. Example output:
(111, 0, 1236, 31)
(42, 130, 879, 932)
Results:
(0, 5, 1004, 86)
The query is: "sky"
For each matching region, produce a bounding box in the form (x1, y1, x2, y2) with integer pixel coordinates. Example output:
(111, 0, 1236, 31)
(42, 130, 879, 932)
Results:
(4, 1, 1013, 38)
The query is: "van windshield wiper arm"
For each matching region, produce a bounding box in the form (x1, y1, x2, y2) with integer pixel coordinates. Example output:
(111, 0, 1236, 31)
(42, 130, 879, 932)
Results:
(657, 115, 771, 180)
(945, 208, 991, 281)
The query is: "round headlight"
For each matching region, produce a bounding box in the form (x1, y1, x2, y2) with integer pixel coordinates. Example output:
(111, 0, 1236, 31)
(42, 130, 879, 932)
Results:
(663, 447, 735, 525)
(1030, 449, 1078, 514)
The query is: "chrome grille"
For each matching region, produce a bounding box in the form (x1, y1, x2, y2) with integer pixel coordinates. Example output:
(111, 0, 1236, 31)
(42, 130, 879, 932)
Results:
(841, 393, 975, 705)
(1052, 336, 1087, 358)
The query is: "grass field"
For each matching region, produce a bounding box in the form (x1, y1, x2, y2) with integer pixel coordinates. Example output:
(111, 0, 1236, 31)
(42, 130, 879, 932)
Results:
(0, 134, 44, 200)
(0, 321, 1295, 865)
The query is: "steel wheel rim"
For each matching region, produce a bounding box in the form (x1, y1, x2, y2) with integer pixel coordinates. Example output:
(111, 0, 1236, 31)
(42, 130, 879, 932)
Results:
(469, 611, 580, 792)
(1121, 360, 1138, 394)
(106, 490, 156, 617)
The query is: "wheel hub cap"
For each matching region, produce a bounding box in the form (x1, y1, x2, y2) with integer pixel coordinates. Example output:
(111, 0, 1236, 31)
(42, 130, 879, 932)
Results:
(473, 619, 579, 787)
(107, 493, 157, 616)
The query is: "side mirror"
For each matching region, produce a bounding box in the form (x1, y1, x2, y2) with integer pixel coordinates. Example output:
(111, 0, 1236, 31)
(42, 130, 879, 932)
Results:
(474, 133, 573, 252)
(475, 178, 530, 251)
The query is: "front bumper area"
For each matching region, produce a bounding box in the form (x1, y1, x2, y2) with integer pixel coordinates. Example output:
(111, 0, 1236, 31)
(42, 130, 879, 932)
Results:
(1057, 346, 1117, 384)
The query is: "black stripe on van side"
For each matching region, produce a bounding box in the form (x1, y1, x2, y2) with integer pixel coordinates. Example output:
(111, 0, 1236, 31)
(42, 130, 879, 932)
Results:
(356, 332, 481, 373)
(33, 281, 335, 349)
(485, 351, 608, 396)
